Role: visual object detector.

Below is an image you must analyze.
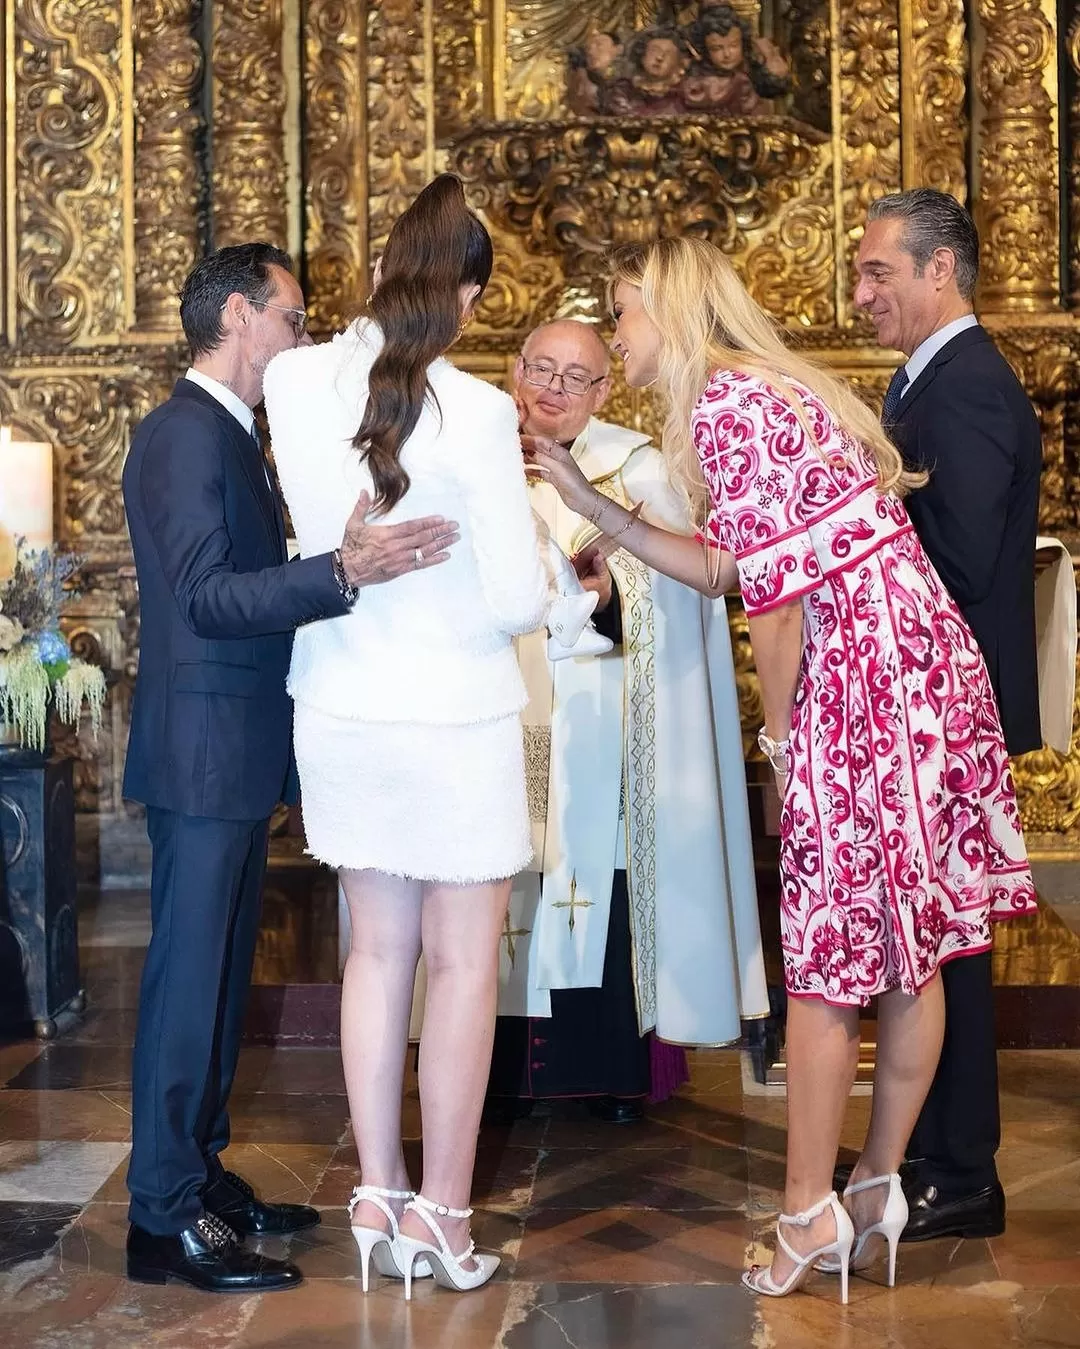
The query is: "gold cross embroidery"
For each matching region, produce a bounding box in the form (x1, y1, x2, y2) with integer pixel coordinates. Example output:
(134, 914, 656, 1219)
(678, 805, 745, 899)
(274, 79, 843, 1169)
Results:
(501, 911, 531, 969)
(551, 871, 594, 934)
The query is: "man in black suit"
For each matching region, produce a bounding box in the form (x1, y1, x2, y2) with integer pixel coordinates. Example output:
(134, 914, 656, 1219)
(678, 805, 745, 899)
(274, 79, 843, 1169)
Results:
(854, 188, 1042, 1242)
(123, 244, 458, 1291)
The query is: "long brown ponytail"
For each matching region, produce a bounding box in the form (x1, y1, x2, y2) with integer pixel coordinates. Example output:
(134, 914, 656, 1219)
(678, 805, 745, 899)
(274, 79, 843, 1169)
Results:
(354, 174, 493, 514)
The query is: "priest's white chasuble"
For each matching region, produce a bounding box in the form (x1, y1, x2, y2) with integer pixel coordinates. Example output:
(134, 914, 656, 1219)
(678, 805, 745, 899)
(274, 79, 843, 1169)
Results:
(497, 417, 770, 1045)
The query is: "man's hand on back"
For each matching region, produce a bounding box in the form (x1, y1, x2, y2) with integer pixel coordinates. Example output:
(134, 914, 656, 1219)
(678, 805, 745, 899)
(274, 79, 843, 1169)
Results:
(339, 491, 460, 586)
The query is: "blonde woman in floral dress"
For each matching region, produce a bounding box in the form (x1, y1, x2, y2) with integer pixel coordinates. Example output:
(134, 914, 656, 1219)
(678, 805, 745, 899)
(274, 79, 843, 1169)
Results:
(527, 235, 1036, 1304)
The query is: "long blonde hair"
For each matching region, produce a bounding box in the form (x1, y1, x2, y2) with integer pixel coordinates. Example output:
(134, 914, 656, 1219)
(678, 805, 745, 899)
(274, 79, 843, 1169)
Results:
(608, 237, 926, 528)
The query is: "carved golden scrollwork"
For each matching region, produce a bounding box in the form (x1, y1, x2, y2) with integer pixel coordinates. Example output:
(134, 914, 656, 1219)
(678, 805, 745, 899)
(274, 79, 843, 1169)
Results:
(55, 568, 139, 815)
(0, 356, 179, 553)
(601, 363, 663, 444)
(837, 0, 901, 313)
(726, 599, 763, 757)
(367, 0, 429, 254)
(782, 0, 831, 131)
(210, 0, 288, 247)
(133, 0, 205, 330)
(13, 0, 128, 345)
(1013, 646, 1080, 840)
(470, 219, 568, 337)
(303, 0, 366, 334)
(742, 141, 835, 328)
(1067, 4, 1080, 308)
(905, 0, 968, 198)
(973, 0, 1059, 311)
(434, 0, 490, 145)
(453, 117, 829, 320)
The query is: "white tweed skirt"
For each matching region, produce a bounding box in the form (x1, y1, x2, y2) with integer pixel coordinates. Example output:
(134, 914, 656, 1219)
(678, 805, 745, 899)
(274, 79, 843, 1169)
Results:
(292, 702, 532, 883)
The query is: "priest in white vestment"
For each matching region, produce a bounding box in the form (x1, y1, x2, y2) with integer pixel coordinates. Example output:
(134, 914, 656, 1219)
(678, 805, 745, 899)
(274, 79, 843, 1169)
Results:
(487, 320, 769, 1119)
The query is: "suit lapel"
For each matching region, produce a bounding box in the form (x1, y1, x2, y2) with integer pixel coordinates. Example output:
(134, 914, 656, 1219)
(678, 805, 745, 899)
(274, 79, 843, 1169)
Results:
(891, 324, 990, 427)
(172, 380, 283, 558)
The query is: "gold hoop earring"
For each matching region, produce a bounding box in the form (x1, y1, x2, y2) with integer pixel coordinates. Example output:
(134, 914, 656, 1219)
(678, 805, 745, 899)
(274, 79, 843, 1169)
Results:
(456, 314, 469, 343)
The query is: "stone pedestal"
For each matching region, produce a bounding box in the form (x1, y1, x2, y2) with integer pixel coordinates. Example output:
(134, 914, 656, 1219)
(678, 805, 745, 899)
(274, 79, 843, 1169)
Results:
(0, 748, 83, 1038)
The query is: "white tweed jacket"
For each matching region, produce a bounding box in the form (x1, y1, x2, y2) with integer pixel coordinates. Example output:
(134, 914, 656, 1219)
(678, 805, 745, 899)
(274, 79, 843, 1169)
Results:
(264, 320, 548, 726)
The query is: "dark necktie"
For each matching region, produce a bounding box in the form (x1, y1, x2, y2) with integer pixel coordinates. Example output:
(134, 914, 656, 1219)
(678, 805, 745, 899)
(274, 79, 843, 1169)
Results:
(880, 367, 910, 428)
(249, 424, 288, 556)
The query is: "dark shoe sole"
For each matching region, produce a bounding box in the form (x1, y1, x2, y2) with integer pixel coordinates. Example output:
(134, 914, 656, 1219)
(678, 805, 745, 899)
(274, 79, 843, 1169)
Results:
(128, 1262, 303, 1291)
(900, 1218, 1005, 1244)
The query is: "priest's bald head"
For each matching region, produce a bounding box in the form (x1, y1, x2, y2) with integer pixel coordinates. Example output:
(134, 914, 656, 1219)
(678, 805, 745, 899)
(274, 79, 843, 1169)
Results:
(514, 320, 612, 444)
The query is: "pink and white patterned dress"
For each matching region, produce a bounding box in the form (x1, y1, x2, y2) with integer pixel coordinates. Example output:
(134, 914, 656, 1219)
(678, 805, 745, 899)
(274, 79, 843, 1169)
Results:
(693, 369, 1036, 1007)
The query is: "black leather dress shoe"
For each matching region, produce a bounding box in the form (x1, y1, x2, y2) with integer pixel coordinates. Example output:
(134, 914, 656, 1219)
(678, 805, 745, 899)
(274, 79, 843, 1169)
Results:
(899, 1181, 1005, 1243)
(586, 1095, 645, 1124)
(127, 1215, 303, 1292)
(203, 1170, 320, 1236)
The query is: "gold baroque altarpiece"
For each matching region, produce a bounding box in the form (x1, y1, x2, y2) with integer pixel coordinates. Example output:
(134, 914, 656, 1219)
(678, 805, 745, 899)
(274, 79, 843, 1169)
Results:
(1, 0, 1079, 874)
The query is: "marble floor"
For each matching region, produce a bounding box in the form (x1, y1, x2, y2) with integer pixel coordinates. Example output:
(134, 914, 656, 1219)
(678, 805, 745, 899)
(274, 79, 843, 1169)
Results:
(0, 890, 1078, 1348)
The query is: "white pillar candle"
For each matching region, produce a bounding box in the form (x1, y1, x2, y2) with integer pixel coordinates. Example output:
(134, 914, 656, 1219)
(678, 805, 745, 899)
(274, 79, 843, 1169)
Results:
(0, 425, 53, 580)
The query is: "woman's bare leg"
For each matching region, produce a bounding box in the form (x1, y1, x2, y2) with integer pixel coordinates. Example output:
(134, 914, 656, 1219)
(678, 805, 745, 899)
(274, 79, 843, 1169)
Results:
(762, 996, 860, 1285)
(339, 867, 423, 1233)
(847, 973, 945, 1231)
(397, 877, 511, 1265)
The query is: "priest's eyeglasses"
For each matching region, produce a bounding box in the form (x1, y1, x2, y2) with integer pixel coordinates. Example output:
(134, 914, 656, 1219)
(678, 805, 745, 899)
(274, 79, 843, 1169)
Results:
(521, 362, 605, 397)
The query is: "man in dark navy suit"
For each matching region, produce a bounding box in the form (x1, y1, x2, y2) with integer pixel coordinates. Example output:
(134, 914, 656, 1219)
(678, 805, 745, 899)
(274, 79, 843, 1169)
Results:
(853, 189, 1041, 1243)
(123, 244, 458, 1292)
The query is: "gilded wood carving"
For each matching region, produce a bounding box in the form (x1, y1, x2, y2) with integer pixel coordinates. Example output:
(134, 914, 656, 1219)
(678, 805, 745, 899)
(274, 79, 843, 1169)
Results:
(3, 0, 1080, 858)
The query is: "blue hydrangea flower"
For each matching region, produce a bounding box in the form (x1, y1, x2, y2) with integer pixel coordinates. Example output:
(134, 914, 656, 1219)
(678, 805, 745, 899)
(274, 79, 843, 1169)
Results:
(33, 630, 70, 666)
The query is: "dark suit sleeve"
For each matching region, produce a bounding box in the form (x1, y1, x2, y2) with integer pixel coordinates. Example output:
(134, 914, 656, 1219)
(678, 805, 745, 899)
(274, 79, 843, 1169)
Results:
(904, 381, 1018, 609)
(592, 575, 624, 645)
(138, 416, 349, 639)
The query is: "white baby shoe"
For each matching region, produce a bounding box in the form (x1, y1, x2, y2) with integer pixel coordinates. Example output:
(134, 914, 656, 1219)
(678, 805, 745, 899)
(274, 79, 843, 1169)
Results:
(547, 590, 599, 647)
(546, 591, 613, 662)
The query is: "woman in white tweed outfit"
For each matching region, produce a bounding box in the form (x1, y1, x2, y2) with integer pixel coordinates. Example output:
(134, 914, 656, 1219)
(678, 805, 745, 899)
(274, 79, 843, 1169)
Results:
(264, 176, 548, 1296)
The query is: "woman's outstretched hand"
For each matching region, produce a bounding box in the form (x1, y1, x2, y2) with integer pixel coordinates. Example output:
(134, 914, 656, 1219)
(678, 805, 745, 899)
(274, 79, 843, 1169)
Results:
(521, 435, 596, 518)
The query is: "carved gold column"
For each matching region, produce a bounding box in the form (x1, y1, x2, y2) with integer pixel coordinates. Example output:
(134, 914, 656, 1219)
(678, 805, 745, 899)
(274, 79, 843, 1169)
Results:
(974, 0, 1059, 310)
(210, 0, 288, 247)
(133, 0, 206, 330)
(833, 0, 902, 325)
(433, 0, 491, 144)
(12, 0, 129, 345)
(367, 0, 431, 253)
(1068, 4, 1080, 307)
(304, 0, 367, 333)
(901, 0, 968, 198)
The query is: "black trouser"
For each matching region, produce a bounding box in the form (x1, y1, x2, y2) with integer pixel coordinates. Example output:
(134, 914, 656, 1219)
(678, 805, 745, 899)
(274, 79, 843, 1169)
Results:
(907, 951, 1000, 1196)
(127, 808, 269, 1234)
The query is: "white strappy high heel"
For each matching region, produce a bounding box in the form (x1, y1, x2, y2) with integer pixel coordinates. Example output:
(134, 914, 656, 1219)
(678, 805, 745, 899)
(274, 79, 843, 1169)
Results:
(742, 1192, 855, 1304)
(815, 1172, 908, 1286)
(347, 1186, 431, 1292)
(397, 1194, 500, 1300)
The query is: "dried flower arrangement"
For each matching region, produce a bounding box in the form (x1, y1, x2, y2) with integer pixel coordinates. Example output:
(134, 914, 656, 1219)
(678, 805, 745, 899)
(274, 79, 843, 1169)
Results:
(0, 542, 106, 751)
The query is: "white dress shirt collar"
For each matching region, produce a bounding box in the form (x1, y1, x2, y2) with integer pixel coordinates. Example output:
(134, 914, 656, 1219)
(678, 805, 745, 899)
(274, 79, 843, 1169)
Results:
(902, 313, 979, 395)
(184, 367, 256, 435)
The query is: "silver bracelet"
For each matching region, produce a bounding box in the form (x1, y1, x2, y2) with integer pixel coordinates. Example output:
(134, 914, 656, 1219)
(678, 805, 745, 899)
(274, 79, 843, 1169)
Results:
(608, 511, 635, 542)
(588, 494, 609, 528)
